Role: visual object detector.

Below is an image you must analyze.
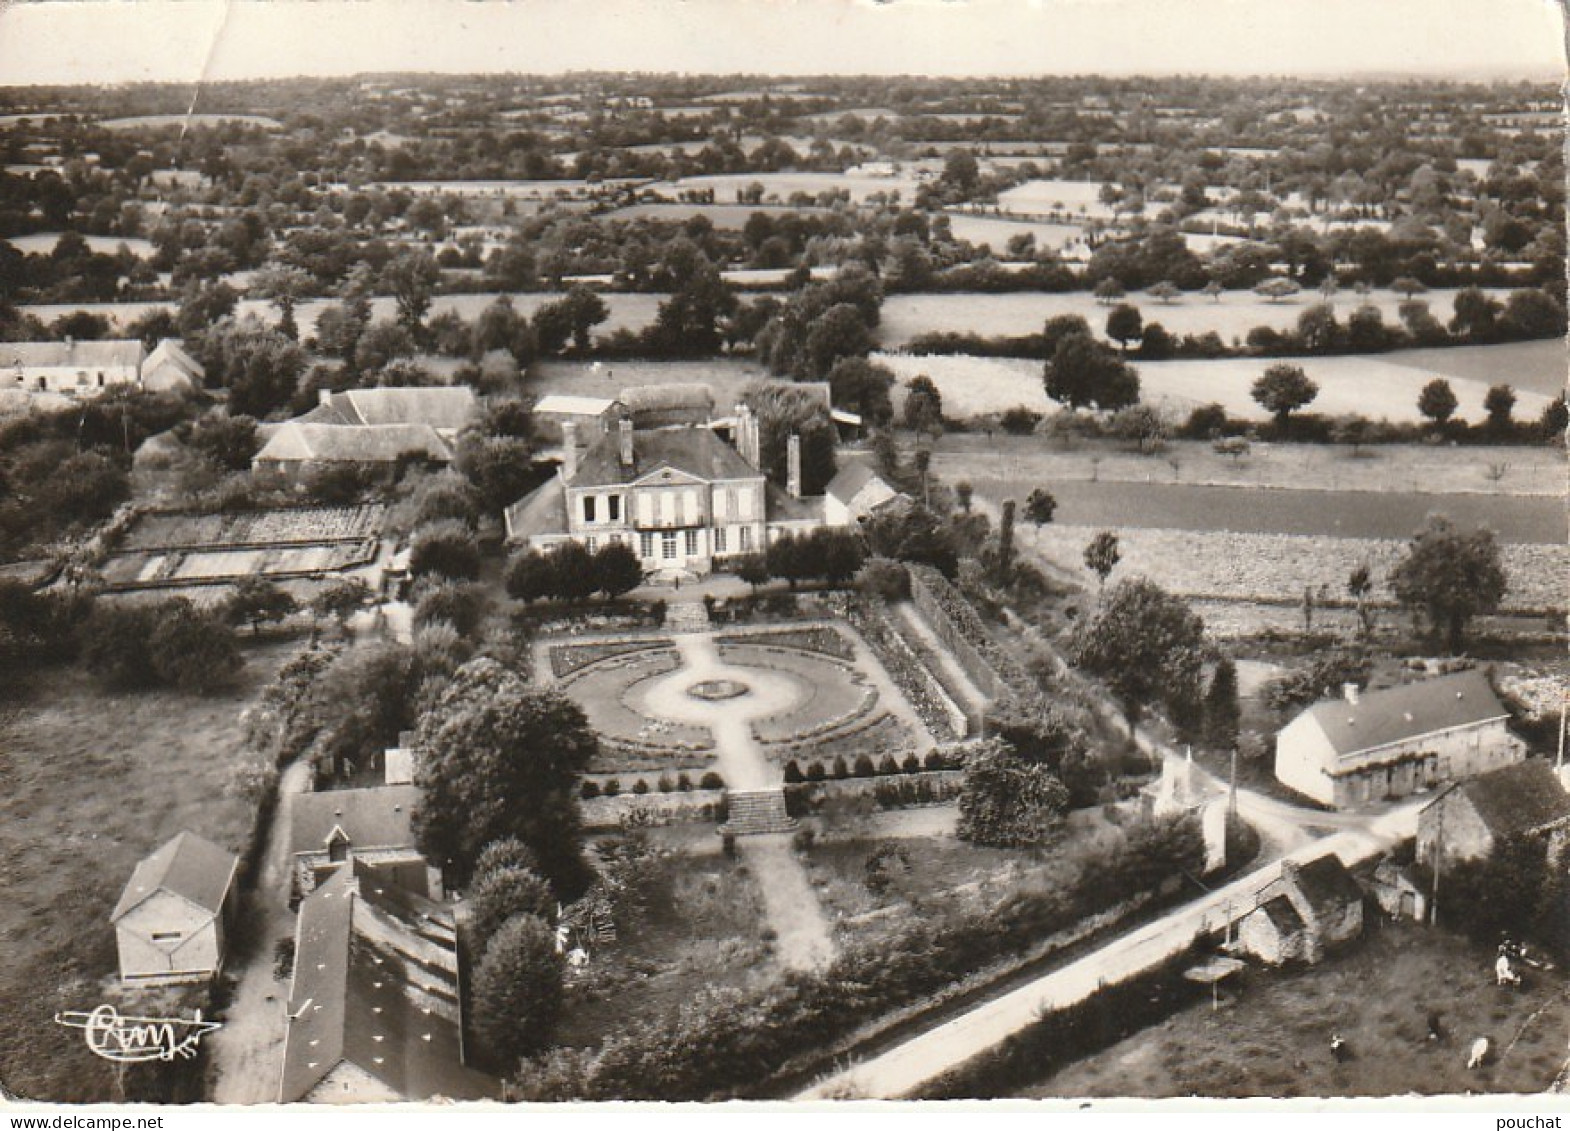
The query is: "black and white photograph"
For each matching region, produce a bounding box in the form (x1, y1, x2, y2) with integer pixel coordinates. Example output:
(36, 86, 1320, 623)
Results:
(0, 0, 1565, 1114)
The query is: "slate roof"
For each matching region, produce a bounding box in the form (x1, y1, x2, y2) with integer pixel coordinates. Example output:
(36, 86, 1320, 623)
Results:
(824, 461, 881, 504)
(290, 785, 420, 856)
(765, 480, 826, 523)
(1446, 759, 1570, 838)
(1300, 669, 1508, 758)
(1256, 893, 1306, 935)
(534, 393, 618, 417)
(254, 422, 453, 465)
(278, 866, 495, 1103)
(1288, 854, 1364, 916)
(503, 477, 569, 541)
(111, 831, 237, 922)
(0, 339, 144, 371)
(314, 387, 479, 431)
(570, 425, 758, 487)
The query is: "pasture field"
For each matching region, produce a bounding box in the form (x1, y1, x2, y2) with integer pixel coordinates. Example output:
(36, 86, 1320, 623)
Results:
(529, 356, 767, 406)
(877, 287, 1520, 349)
(5, 233, 157, 258)
(643, 170, 926, 204)
(931, 434, 1564, 498)
(0, 641, 297, 1102)
(1018, 921, 1570, 1099)
(877, 340, 1557, 424)
(941, 214, 1088, 256)
(599, 202, 831, 228)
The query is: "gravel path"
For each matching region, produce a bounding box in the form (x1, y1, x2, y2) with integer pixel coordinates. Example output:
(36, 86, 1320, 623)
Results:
(739, 834, 836, 971)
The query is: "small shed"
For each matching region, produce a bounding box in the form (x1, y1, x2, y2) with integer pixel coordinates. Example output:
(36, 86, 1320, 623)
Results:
(111, 831, 238, 986)
(1235, 854, 1364, 966)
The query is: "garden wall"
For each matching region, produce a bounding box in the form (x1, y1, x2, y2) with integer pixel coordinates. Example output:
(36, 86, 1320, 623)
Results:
(907, 564, 1036, 702)
(581, 788, 726, 830)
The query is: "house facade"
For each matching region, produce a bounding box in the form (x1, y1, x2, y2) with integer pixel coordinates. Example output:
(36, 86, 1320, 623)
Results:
(1274, 669, 1524, 808)
(506, 417, 768, 579)
(111, 831, 239, 986)
(1415, 758, 1570, 867)
(1, 339, 145, 396)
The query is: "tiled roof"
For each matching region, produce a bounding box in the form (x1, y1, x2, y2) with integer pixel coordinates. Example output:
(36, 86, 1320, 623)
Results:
(336, 387, 479, 430)
(503, 477, 569, 541)
(571, 425, 758, 487)
(1449, 759, 1570, 838)
(290, 785, 420, 857)
(0, 339, 144, 370)
(1300, 669, 1508, 757)
(111, 831, 237, 922)
(825, 461, 879, 504)
(144, 339, 205, 380)
(534, 394, 618, 416)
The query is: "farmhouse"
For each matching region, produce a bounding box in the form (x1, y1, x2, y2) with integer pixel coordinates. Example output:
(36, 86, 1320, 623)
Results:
(0, 338, 145, 396)
(823, 462, 902, 527)
(1415, 758, 1570, 867)
(296, 386, 480, 434)
(289, 784, 440, 900)
(111, 831, 239, 986)
(141, 339, 205, 393)
(251, 387, 480, 479)
(1234, 855, 1364, 966)
(279, 862, 496, 1104)
(1273, 670, 1524, 808)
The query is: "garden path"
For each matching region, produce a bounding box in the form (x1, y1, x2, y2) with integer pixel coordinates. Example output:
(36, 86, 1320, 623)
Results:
(636, 631, 836, 969)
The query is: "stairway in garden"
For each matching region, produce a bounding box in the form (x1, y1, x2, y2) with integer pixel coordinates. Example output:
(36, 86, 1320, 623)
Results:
(720, 787, 798, 836)
(664, 600, 711, 634)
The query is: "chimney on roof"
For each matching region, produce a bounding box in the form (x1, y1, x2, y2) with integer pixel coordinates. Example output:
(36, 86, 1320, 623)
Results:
(319, 388, 333, 407)
(787, 433, 802, 499)
(618, 417, 634, 468)
(1343, 683, 1360, 706)
(562, 420, 578, 482)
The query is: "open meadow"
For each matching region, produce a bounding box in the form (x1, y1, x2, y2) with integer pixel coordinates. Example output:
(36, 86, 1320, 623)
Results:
(0, 641, 297, 1102)
(1019, 921, 1570, 1099)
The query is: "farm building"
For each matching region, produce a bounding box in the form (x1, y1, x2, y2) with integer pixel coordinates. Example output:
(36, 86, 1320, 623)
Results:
(279, 862, 496, 1104)
(1273, 670, 1524, 808)
(252, 422, 454, 479)
(111, 831, 238, 986)
(618, 382, 714, 428)
(1415, 758, 1570, 868)
(289, 784, 440, 900)
(296, 386, 479, 434)
(823, 462, 902, 527)
(0, 338, 144, 397)
(1368, 858, 1429, 923)
(1234, 855, 1364, 966)
(141, 339, 205, 393)
(532, 393, 621, 440)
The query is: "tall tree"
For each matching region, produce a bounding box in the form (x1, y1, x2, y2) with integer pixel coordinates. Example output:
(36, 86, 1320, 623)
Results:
(1203, 657, 1240, 751)
(1417, 377, 1459, 429)
(472, 914, 565, 1059)
(1105, 303, 1143, 353)
(1388, 515, 1507, 653)
(1083, 531, 1121, 589)
(1044, 332, 1140, 412)
(956, 738, 1069, 848)
(383, 249, 440, 335)
(1073, 577, 1206, 725)
(1251, 363, 1319, 433)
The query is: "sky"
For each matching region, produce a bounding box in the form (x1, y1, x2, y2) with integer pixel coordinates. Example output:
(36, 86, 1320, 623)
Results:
(0, 0, 1563, 87)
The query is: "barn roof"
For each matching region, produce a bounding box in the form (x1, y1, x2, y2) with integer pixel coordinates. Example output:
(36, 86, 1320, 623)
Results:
(290, 785, 420, 856)
(144, 339, 205, 381)
(278, 866, 495, 1103)
(0, 339, 144, 371)
(534, 393, 618, 416)
(111, 830, 237, 922)
(1300, 669, 1508, 758)
(253, 422, 453, 465)
(1286, 854, 1364, 916)
(1441, 759, 1570, 839)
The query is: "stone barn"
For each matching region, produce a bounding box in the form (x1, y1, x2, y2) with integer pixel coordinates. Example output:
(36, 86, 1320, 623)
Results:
(1235, 854, 1364, 966)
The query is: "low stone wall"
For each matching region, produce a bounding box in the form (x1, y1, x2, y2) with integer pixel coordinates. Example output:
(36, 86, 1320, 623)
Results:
(581, 788, 726, 830)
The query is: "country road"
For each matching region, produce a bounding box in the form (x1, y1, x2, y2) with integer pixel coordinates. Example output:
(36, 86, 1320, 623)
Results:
(797, 800, 1424, 1100)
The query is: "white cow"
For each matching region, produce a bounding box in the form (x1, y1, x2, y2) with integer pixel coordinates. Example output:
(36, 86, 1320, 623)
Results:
(1496, 953, 1522, 986)
(1468, 1037, 1491, 1070)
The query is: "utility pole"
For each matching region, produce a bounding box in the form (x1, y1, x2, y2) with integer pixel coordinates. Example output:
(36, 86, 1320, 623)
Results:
(1430, 802, 1442, 928)
(1229, 746, 1239, 817)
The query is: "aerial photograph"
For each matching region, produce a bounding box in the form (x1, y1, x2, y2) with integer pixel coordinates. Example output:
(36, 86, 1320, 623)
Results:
(0, 0, 1565, 1111)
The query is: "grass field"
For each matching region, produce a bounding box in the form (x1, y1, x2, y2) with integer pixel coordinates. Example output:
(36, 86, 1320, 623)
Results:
(644, 170, 926, 204)
(877, 339, 1558, 425)
(942, 215, 1088, 256)
(1019, 921, 1570, 1099)
(877, 287, 1523, 348)
(6, 233, 157, 259)
(99, 113, 282, 130)
(0, 641, 298, 1102)
(528, 356, 767, 406)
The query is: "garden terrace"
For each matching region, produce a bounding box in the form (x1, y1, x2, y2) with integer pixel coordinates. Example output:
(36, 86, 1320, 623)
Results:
(716, 643, 879, 745)
(556, 649, 716, 759)
(117, 505, 387, 551)
(908, 564, 1036, 699)
(844, 596, 970, 742)
(714, 625, 858, 662)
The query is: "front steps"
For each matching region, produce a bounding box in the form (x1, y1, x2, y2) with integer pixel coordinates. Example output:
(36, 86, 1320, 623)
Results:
(664, 601, 711, 634)
(719, 787, 798, 836)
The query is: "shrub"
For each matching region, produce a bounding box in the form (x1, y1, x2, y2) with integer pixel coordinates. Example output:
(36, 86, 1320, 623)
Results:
(603, 778, 621, 797)
(857, 556, 911, 601)
(782, 760, 803, 784)
(832, 755, 850, 780)
(901, 753, 921, 774)
(923, 749, 946, 771)
(657, 775, 674, 793)
(632, 778, 650, 795)
(805, 761, 826, 782)
(409, 519, 482, 581)
(472, 914, 565, 1059)
(580, 779, 600, 799)
(698, 771, 724, 790)
(792, 827, 816, 853)
(676, 773, 693, 792)
(852, 754, 875, 778)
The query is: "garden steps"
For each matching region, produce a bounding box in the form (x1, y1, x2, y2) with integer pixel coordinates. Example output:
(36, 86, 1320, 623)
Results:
(664, 601, 712, 634)
(719, 787, 798, 836)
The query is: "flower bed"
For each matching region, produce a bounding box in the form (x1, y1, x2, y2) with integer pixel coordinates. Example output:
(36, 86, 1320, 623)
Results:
(767, 710, 916, 763)
(717, 643, 876, 744)
(844, 595, 968, 742)
(908, 563, 1036, 699)
(714, 624, 857, 662)
(551, 637, 675, 679)
(561, 651, 715, 754)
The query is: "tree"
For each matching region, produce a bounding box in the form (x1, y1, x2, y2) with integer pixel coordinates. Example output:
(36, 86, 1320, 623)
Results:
(1448, 286, 1502, 342)
(954, 481, 973, 513)
(1348, 563, 1375, 638)
(994, 499, 1017, 578)
(1417, 378, 1459, 430)
(412, 580, 491, 639)
(506, 550, 558, 604)
(956, 738, 1070, 848)
(1073, 578, 1206, 725)
(409, 520, 482, 582)
(741, 381, 837, 495)
(592, 540, 643, 598)
(544, 542, 597, 602)
(414, 658, 598, 890)
(1391, 276, 1428, 300)
(1023, 488, 1056, 527)
(1147, 281, 1180, 305)
(1109, 404, 1169, 453)
(1092, 278, 1125, 306)
(472, 914, 565, 1059)
(1105, 303, 1143, 353)
(1202, 280, 1224, 304)
(1043, 333, 1141, 412)
(454, 432, 535, 514)
(1253, 277, 1301, 304)
(1501, 288, 1567, 340)
(1251, 363, 1319, 433)
(202, 316, 307, 419)
(1388, 515, 1507, 653)
(224, 576, 298, 635)
(466, 865, 556, 957)
(383, 249, 440, 334)
(1483, 384, 1517, 435)
(903, 375, 944, 437)
(310, 578, 372, 629)
(733, 552, 769, 590)
(1203, 657, 1240, 751)
(1542, 394, 1569, 442)
(1083, 531, 1120, 589)
(184, 412, 259, 470)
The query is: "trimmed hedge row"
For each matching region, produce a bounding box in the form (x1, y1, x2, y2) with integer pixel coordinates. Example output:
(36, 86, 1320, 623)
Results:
(845, 594, 969, 741)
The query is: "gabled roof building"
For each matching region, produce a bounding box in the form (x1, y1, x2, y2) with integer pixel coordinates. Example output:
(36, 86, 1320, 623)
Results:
(111, 831, 239, 986)
(1417, 758, 1570, 867)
